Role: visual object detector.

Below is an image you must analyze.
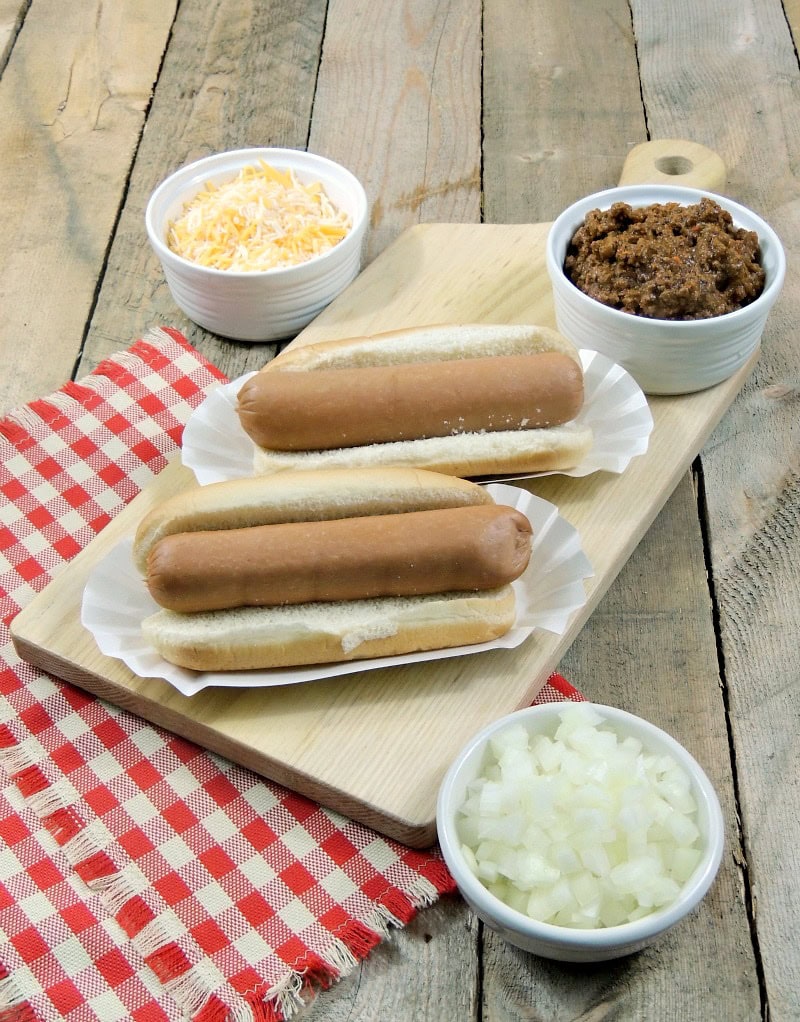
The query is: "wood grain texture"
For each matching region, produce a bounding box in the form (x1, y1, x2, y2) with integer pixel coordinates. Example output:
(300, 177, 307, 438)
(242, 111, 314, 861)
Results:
(629, 0, 800, 1018)
(78, 0, 329, 382)
(478, 0, 765, 1019)
(0, 0, 26, 70)
(483, 0, 646, 223)
(557, 478, 760, 1018)
(786, 0, 800, 44)
(309, 0, 482, 262)
(297, 900, 481, 1021)
(0, 0, 176, 412)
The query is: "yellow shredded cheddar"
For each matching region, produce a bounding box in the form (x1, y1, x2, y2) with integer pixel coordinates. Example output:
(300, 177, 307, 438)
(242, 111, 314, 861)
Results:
(167, 160, 352, 271)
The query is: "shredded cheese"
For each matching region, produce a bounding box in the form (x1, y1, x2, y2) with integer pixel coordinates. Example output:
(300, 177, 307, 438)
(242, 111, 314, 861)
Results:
(167, 160, 352, 272)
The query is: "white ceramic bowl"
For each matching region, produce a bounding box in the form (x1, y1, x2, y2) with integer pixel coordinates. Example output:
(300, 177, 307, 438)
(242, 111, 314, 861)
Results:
(546, 185, 785, 394)
(145, 147, 368, 342)
(436, 702, 724, 962)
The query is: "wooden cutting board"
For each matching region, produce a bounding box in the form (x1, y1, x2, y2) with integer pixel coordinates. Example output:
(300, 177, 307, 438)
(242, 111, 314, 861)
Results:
(11, 141, 748, 847)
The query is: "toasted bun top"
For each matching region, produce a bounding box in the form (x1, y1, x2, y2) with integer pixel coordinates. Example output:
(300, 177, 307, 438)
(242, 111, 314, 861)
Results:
(133, 466, 494, 574)
(262, 323, 582, 374)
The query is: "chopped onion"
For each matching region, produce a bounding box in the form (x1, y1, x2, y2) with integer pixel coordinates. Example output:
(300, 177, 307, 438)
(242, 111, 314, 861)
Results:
(457, 704, 703, 929)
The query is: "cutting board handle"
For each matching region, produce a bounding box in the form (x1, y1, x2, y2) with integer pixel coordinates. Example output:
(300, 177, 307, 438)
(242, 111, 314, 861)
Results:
(618, 139, 727, 192)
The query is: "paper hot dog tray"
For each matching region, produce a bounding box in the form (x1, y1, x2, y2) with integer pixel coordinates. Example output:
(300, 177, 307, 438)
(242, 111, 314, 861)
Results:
(10, 222, 756, 847)
(80, 482, 593, 695)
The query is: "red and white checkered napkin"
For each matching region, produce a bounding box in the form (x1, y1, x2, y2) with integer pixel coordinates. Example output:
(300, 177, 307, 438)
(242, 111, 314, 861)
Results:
(0, 327, 583, 1022)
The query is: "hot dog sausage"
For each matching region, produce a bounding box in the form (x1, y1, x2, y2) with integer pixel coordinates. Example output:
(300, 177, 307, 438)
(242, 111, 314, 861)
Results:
(146, 504, 532, 613)
(237, 352, 584, 451)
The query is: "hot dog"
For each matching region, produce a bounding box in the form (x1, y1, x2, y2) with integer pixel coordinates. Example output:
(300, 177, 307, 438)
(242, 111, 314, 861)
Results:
(134, 466, 531, 671)
(236, 323, 593, 478)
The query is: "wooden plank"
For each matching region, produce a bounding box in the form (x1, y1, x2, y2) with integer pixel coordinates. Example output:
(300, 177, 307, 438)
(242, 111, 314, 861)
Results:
(77, 0, 328, 383)
(308, 0, 482, 262)
(628, 0, 800, 1018)
(550, 479, 760, 1017)
(477, 0, 759, 1018)
(483, 0, 646, 224)
(77, 0, 484, 382)
(478, 0, 755, 1017)
(0, 0, 177, 413)
(292, 900, 481, 1021)
(0, 0, 26, 70)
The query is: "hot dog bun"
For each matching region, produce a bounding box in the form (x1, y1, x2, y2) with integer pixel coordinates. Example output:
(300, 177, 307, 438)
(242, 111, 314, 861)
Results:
(237, 324, 593, 478)
(135, 467, 526, 671)
(141, 589, 518, 672)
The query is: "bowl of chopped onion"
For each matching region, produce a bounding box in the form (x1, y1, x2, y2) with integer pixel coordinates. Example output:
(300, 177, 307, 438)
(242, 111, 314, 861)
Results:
(145, 147, 368, 342)
(437, 702, 724, 962)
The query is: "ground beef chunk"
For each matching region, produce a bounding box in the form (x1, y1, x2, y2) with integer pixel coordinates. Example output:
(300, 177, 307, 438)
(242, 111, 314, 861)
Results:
(563, 197, 765, 320)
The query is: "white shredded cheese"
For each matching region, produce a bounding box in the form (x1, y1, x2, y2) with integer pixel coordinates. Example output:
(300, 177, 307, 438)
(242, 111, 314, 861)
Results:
(167, 160, 351, 271)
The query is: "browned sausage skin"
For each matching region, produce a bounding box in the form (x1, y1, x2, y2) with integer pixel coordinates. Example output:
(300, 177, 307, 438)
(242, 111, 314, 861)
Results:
(146, 504, 532, 613)
(237, 352, 584, 451)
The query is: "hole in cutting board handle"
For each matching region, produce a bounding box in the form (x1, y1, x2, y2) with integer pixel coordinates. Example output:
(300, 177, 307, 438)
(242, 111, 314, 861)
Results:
(655, 155, 694, 177)
(618, 140, 727, 191)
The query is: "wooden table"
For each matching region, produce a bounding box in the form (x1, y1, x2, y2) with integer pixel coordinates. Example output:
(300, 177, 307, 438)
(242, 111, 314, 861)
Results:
(2, 1, 798, 1019)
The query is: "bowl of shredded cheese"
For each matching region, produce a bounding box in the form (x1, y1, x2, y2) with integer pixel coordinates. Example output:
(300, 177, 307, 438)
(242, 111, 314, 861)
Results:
(146, 147, 368, 342)
(437, 702, 724, 962)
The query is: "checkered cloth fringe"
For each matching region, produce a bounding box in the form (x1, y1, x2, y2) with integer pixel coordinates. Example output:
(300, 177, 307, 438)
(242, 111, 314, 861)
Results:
(0, 327, 582, 1022)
